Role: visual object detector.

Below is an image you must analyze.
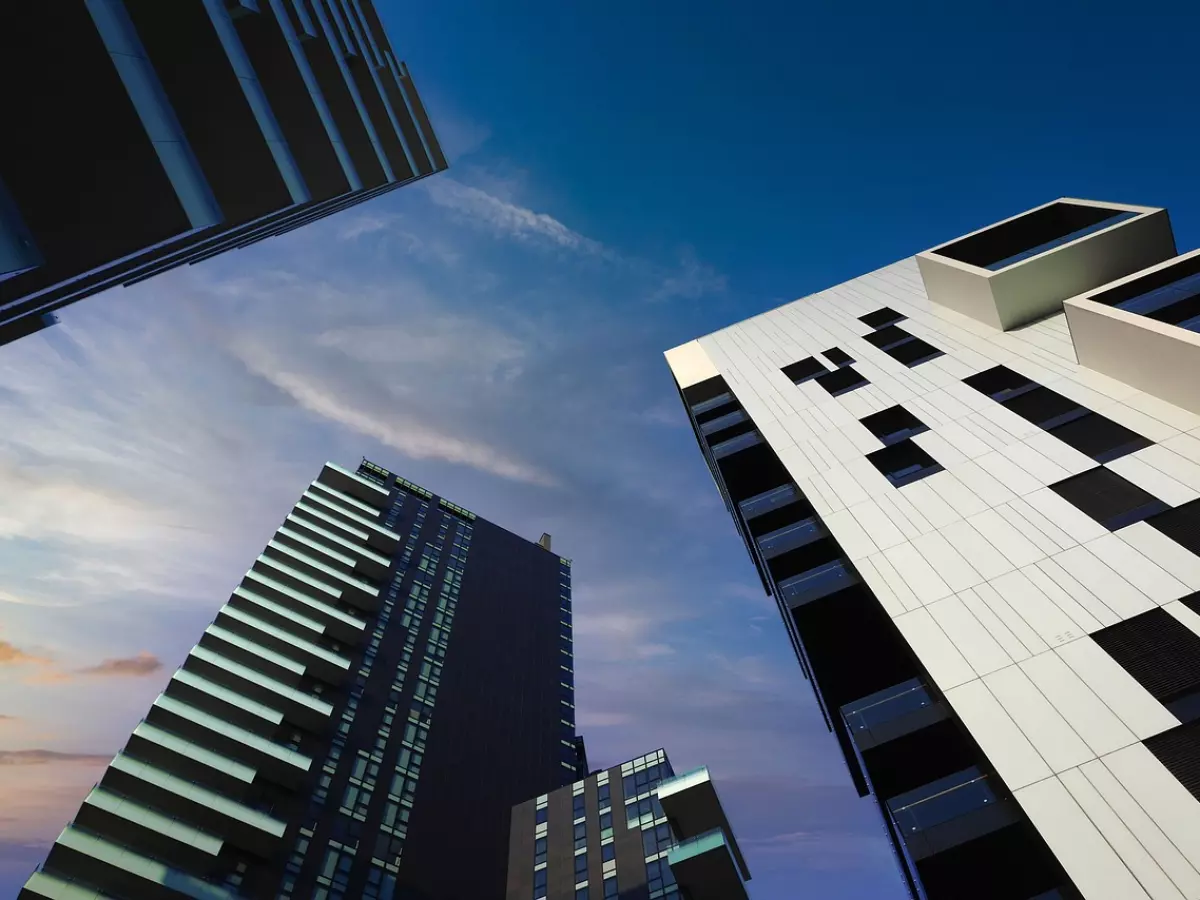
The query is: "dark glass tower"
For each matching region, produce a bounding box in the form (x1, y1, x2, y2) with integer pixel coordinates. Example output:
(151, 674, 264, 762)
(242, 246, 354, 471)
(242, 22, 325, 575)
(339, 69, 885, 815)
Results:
(0, 0, 447, 348)
(506, 749, 751, 900)
(20, 459, 581, 900)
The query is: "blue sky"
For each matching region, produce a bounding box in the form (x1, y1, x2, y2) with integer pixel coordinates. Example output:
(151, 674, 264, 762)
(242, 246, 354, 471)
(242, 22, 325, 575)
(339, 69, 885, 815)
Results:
(3, 1, 1200, 898)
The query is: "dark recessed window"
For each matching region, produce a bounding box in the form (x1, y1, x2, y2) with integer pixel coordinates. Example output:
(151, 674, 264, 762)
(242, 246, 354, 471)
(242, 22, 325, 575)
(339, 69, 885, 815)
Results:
(1092, 609, 1200, 723)
(860, 307, 906, 329)
(861, 406, 929, 447)
(864, 325, 914, 352)
(1001, 386, 1087, 430)
(1049, 467, 1170, 530)
(782, 356, 828, 385)
(711, 429, 762, 459)
(704, 416, 756, 448)
(887, 336, 943, 367)
(963, 365, 1037, 402)
(1047, 413, 1151, 464)
(694, 397, 739, 426)
(699, 408, 747, 436)
(867, 439, 944, 488)
(824, 347, 855, 367)
(1146, 719, 1200, 802)
(815, 366, 869, 397)
(1147, 500, 1200, 556)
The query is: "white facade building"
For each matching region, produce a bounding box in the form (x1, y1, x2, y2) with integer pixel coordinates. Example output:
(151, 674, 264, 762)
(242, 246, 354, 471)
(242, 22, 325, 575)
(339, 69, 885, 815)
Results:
(667, 199, 1200, 900)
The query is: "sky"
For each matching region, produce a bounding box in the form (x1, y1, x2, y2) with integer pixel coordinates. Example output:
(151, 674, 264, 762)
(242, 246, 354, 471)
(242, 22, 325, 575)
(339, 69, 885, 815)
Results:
(4, 1, 1200, 898)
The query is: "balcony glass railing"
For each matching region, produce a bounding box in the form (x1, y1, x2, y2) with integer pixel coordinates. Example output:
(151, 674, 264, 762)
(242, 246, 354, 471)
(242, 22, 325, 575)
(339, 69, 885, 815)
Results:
(776, 558, 858, 607)
(842, 679, 933, 735)
(738, 484, 798, 520)
(656, 765, 710, 798)
(701, 408, 749, 435)
(757, 517, 824, 559)
(690, 392, 734, 416)
(667, 827, 739, 874)
(887, 768, 998, 836)
(711, 430, 761, 459)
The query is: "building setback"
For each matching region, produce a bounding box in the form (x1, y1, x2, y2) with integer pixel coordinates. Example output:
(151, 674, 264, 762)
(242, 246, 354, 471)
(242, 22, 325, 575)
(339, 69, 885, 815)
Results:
(20, 459, 582, 900)
(506, 749, 751, 900)
(666, 198, 1200, 900)
(0, 0, 447, 348)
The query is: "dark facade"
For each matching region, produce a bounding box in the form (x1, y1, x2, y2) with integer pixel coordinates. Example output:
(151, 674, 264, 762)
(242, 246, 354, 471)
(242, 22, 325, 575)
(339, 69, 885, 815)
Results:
(0, 0, 447, 348)
(21, 459, 580, 900)
(506, 750, 750, 900)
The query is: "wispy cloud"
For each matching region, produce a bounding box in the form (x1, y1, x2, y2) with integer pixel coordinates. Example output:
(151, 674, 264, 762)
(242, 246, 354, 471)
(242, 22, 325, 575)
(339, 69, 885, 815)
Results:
(0, 641, 50, 667)
(75, 652, 162, 678)
(0, 750, 110, 766)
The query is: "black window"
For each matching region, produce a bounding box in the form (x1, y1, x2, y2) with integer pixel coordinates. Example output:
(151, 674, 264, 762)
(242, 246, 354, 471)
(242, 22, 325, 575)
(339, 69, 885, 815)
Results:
(703, 413, 756, 446)
(574, 821, 587, 850)
(1001, 386, 1087, 430)
(1049, 467, 1170, 530)
(823, 346, 855, 367)
(867, 440, 944, 488)
(601, 842, 615, 862)
(963, 365, 1037, 402)
(693, 397, 740, 426)
(782, 356, 828, 385)
(1092, 608, 1200, 723)
(887, 335, 943, 367)
(861, 406, 930, 446)
(1146, 719, 1200, 802)
(1047, 413, 1151, 463)
(573, 793, 586, 818)
(534, 837, 547, 867)
(860, 307, 906, 329)
(575, 852, 589, 878)
(864, 324, 913, 351)
(534, 868, 547, 894)
(536, 806, 547, 825)
(815, 366, 870, 397)
(1148, 499, 1200, 555)
(604, 877, 618, 900)
(597, 783, 610, 807)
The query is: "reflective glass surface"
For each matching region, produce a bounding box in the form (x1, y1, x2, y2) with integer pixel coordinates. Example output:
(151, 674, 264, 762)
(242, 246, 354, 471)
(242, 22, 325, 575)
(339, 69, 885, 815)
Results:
(757, 517, 824, 559)
(700, 408, 748, 435)
(712, 430, 761, 458)
(843, 679, 933, 733)
(690, 392, 734, 416)
(738, 484, 798, 520)
(777, 559, 857, 605)
(888, 768, 996, 834)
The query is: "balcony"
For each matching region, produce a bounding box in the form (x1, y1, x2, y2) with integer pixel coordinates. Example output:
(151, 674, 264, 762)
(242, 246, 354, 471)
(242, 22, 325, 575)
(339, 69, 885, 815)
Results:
(841, 679, 949, 752)
(238, 569, 366, 644)
(886, 768, 1020, 861)
(655, 767, 749, 875)
(317, 461, 390, 509)
(665, 828, 749, 900)
(1066, 248, 1200, 416)
(776, 558, 860, 610)
(916, 199, 1173, 330)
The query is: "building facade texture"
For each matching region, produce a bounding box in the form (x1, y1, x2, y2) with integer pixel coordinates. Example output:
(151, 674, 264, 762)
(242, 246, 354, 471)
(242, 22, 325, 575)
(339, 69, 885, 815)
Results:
(21, 459, 581, 900)
(666, 199, 1200, 900)
(0, 0, 446, 347)
(506, 750, 750, 900)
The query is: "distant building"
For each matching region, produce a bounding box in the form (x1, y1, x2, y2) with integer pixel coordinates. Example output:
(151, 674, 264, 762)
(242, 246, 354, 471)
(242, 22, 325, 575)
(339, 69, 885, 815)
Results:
(507, 748, 750, 900)
(21, 459, 579, 900)
(0, 0, 447, 347)
(667, 199, 1200, 899)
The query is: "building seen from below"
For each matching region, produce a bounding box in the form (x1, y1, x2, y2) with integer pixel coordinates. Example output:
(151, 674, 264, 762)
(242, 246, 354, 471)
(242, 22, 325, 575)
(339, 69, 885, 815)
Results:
(21, 459, 580, 900)
(506, 749, 751, 900)
(0, 0, 447, 348)
(666, 197, 1200, 899)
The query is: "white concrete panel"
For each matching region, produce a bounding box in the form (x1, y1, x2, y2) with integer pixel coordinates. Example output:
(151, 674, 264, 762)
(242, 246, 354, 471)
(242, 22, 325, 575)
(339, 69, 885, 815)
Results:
(1162, 432, 1200, 467)
(973, 450, 1046, 497)
(855, 555, 906, 617)
(1079, 759, 1200, 900)
(881, 489, 934, 536)
(846, 498, 908, 551)
(941, 521, 1016, 581)
(1121, 390, 1200, 433)
(821, 508, 880, 562)
(1057, 767, 1186, 900)
(775, 442, 819, 482)
(1052, 545, 1156, 620)
(958, 587, 1034, 663)
(911, 530, 984, 593)
(1014, 776, 1152, 900)
(945, 679, 1052, 790)
(664, 341, 721, 389)
(839, 420, 885, 456)
(911, 430, 969, 469)
(1055, 638, 1179, 740)
(1020, 650, 1137, 758)
(984, 665, 1095, 773)
(923, 470, 990, 519)
(1023, 429, 1099, 477)
(821, 464, 871, 509)
(1107, 455, 1200, 507)
(973, 581, 1051, 657)
(867, 551, 921, 613)
(1020, 563, 1105, 634)
(966, 508, 1047, 568)
(1084, 534, 1190, 605)
(990, 569, 1084, 648)
(882, 542, 953, 606)
(921, 386, 978, 420)
(1003, 498, 1076, 552)
(1164, 600, 1200, 642)
(956, 414, 1009, 452)
(1098, 401, 1181, 443)
(949, 459, 1020, 507)
(975, 400, 1044, 441)
(797, 474, 839, 517)
(1023, 487, 1111, 544)
(998, 441, 1073, 487)
(893, 607, 976, 690)
(896, 480, 962, 529)
(1138, 443, 1200, 494)
(874, 492, 927, 540)
(927, 596, 1013, 676)
(1104, 743, 1200, 877)
(1117, 523, 1200, 592)
(843, 455, 896, 498)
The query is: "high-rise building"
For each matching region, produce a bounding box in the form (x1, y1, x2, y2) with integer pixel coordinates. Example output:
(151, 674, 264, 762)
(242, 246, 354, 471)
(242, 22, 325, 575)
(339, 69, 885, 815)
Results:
(20, 459, 580, 900)
(0, 0, 447, 347)
(665, 198, 1200, 900)
(506, 749, 750, 900)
